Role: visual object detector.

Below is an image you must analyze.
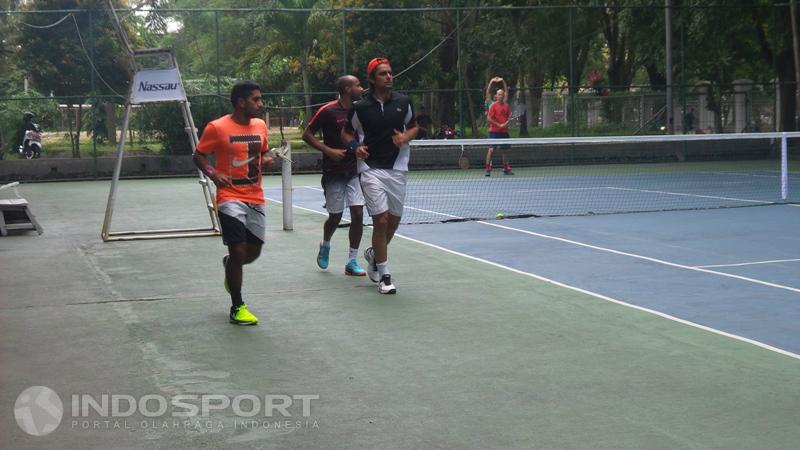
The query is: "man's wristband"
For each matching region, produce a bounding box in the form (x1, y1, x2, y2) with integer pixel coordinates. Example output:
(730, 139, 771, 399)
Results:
(204, 166, 216, 177)
(346, 139, 359, 155)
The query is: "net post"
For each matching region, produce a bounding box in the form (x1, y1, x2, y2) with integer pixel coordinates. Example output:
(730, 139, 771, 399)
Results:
(282, 143, 293, 231)
(781, 133, 789, 201)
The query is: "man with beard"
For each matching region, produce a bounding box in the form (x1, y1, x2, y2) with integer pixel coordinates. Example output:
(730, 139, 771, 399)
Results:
(303, 75, 368, 277)
(194, 80, 272, 325)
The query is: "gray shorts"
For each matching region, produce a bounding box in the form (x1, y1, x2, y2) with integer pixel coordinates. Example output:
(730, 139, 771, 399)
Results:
(359, 168, 407, 217)
(218, 200, 266, 245)
(323, 175, 364, 214)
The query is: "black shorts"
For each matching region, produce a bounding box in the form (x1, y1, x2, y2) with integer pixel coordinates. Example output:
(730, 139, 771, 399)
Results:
(218, 201, 266, 246)
(489, 131, 511, 150)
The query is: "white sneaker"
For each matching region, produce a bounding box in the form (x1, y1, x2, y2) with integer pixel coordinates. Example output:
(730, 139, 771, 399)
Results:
(378, 274, 396, 294)
(363, 247, 379, 282)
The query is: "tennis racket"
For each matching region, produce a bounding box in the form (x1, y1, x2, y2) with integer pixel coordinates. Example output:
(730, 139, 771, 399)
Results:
(268, 112, 292, 163)
(508, 105, 527, 127)
(457, 144, 470, 170)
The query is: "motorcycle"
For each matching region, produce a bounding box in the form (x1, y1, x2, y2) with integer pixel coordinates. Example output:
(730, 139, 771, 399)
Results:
(435, 125, 456, 140)
(18, 123, 43, 159)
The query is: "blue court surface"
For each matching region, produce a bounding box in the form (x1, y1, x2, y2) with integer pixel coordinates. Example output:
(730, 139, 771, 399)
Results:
(282, 182, 800, 359)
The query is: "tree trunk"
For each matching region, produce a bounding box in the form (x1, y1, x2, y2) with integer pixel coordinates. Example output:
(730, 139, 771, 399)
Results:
(527, 66, 546, 132)
(74, 104, 82, 158)
(67, 105, 77, 157)
(566, 36, 592, 125)
(779, 57, 798, 131)
(462, 61, 478, 137)
(105, 103, 117, 145)
(437, 11, 457, 128)
(712, 84, 723, 133)
(518, 73, 529, 137)
(645, 63, 667, 90)
(302, 65, 312, 122)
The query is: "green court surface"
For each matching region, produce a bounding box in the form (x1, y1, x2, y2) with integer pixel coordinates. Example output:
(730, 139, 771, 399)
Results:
(2, 177, 800, 449)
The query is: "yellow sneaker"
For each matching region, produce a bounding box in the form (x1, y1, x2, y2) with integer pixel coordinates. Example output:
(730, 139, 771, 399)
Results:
(229, 304, 258, 325)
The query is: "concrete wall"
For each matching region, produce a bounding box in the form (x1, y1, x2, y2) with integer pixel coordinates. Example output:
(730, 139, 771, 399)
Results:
(0, 153, 324, 182)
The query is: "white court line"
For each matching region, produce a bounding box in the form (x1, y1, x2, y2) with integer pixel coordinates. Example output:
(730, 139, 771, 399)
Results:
(404, 206, 462, 219)
(695, 258, 800, 268)
(288, 189, 799, 294)
(481, 220, 800, 294)
(606, 187, 771, 204)
(273, 196, 800, 360)
(397, 234, 800, 362)
(302, 186, 464, 219)
(695, 171, 780, 179)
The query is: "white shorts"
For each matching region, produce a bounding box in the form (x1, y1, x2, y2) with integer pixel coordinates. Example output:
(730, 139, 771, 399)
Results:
(323, 175, 364, 214)
(359, 168, 407, 217)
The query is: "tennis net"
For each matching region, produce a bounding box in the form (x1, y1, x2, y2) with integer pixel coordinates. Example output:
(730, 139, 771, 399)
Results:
(401, 133, 799, 224)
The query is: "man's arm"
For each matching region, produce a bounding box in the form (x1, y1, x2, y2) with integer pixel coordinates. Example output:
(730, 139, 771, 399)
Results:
(193, 152, 231, 188)
(485, 76, 505, 103)
(194, 122, 231, 188)
(392, 104, 419, 147)
(486, 103, 502, 128)
(392, 122, 418, 147)
(302, 127, 346, 161)
(342, 111, 368, 161)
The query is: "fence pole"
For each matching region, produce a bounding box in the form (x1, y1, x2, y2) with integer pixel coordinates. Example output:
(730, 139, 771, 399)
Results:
(342, 12, 347, 74)
(568, 6, 575, 137)
(215, 11, 221, 114)
(89, 10, 98, 177)
(456, 8, 464, 137)
(665, 0, 674, 134)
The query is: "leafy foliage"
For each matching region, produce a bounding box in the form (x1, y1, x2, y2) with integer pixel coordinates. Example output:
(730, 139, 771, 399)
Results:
(0, 0, 796, 158)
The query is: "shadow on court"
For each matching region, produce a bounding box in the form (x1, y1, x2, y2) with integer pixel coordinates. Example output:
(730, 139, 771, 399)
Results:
(2, 177, 800, 449)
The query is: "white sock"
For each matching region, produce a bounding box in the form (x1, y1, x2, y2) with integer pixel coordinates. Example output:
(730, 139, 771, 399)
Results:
(348, 247, 358, 261)
(377, 262, 389, 277)
(321, 240, 331, 248)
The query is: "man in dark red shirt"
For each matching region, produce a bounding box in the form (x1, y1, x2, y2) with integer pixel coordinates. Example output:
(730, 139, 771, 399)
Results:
(303, 75, 367, 277)
(485, 89, 513, 176)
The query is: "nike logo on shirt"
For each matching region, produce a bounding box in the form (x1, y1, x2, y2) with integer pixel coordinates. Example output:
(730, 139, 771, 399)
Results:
(231, 156, 256, 167)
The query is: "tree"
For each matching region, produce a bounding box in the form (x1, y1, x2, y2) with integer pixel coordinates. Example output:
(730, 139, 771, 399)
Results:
(18, 0, 130, 157)
(0, 1, 25, 97)
(244, 1, 337, 119)
(751, 2, 797, 131)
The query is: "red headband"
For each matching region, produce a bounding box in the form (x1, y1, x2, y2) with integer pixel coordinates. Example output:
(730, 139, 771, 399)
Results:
(367, 57, 390, 77)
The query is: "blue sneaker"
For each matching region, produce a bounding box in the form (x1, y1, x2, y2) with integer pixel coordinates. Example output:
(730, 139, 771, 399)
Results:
(345, 259, 367, 277)
(317, 242, 330, 269)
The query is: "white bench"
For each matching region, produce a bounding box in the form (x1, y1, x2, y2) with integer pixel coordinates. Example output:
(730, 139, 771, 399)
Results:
(0, 182, 43, 236)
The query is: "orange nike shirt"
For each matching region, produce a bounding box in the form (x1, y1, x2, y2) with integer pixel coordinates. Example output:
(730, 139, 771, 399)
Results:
(196, 115, 269, 205)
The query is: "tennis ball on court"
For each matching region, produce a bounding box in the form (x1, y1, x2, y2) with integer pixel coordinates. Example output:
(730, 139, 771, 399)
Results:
(496, 213, 505, 219)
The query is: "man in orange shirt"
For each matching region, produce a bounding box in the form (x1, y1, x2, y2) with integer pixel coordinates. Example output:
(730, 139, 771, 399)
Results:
(485, 89, 513, 176)
(194, 80, 272, 325)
